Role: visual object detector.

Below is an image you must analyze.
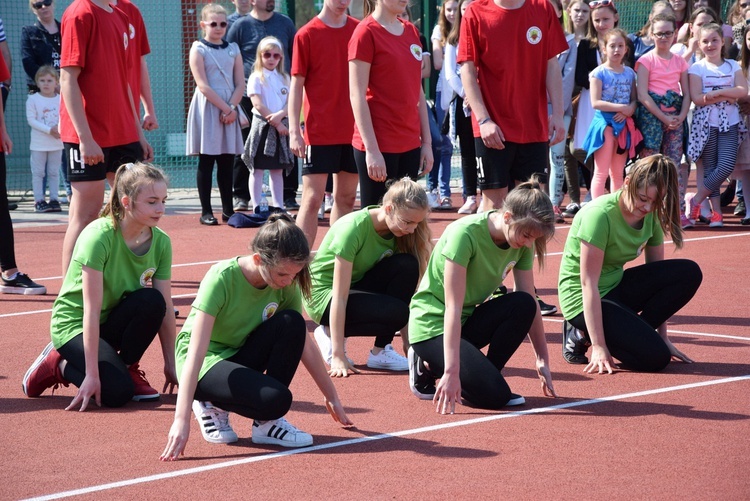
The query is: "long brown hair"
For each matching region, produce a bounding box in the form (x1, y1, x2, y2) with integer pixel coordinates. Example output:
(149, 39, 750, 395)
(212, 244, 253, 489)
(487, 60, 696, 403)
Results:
(447, 0, 472, 46)
(382, 178, 433, 278)
(622, 155, 684, 249)
(252, 213, 313, 299)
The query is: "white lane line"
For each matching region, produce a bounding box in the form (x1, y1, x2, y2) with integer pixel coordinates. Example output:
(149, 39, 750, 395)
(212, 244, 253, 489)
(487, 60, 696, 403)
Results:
(24, 374, 750, 501)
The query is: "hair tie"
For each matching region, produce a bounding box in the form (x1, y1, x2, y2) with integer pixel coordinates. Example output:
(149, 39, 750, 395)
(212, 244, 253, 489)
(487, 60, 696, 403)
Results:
(125, 163, 135, 170)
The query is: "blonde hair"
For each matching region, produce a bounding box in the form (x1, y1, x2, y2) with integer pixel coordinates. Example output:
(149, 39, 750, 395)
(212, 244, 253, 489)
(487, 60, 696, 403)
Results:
(436, 0, 457, 46)
(501, 175, 555, 269)
(623, 155, 683, 249)
(382, 178, 433, 278)
(200, 3, 227, 23)
(101, 162, 169, 230)
(252, 36, 289, 84)
(34, 65, 59, 84)
(252, 213, 312, 299)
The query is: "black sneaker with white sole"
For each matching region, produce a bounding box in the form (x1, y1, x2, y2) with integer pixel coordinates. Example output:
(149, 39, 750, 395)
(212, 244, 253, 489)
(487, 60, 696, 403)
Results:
(408, 347, 436, 400)
(537, 296, 558, 316)
(562, 319, 591, 364)
(506, 393, 525, 406)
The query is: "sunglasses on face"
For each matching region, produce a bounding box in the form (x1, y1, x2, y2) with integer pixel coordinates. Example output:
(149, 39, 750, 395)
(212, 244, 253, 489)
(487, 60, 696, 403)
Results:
(206, 21, 227, 28)
(589, 0, 615, 9)
(262, 52, 281, 60)
(32, 0, 53, 10)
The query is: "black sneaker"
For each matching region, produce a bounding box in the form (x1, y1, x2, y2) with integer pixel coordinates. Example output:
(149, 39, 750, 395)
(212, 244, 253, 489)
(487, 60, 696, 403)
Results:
(48, 200, 62, 212)
(35, 201, 51, 213)
(562, 319, 590, 364)
(506, 393, 525, 406)
(562, 203, 580, 218)
(734, 199, 746, 217)
(0, 272, 47, 295)
(284, 198, 300, 210)
(408, 347, 436, 400)
(537, 296, 557, 316)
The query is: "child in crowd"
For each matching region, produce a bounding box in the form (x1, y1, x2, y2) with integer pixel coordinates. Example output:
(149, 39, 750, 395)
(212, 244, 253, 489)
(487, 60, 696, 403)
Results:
(186, 3, 244, 226)
(686, 23, 747, 227)
(161, 214, 352, 459)
(26, 65, 62, 213)
(444, 0, 479, 215)
(669, 0, 693, 33)
(305, 178, 431, 378)
(635, 13, 692, 228)
(559, 155, 701, 374)
(672, 6, 723, 64)
(244, 36, 293, 213)
(408, 176, 557, 412)
(583, 28, 639, 199)
(732, 23, 750, 225)
(23, 162, 177, 409)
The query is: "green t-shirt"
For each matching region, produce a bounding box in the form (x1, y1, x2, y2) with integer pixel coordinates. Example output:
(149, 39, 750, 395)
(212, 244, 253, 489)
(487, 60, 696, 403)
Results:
(51, 217, 172, 348)
(558, 191, 664, 320)
(175, 258, 303, 380)
(303, 207, 397, 323)
(408, 212, 534, 345)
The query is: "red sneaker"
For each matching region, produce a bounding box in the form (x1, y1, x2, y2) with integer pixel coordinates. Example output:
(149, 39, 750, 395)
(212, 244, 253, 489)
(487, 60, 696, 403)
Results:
(685, 193, 701, 224)
(128, 363, 160, 401)
(708, 211, 723, 228)
(23, 342, 69, 397)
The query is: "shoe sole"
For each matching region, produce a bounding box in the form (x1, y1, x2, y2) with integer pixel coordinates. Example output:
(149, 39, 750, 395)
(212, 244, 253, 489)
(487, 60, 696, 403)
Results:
(132, 393, 161, 402)
(366, 360, 408, 371)
(252, 434, 312, 448)
(506, 394, 526, 406)
(709, 222, 723, 228)
(0, 285, 47, 295)
(22, 342, 54, 397)
(408, 348, 436, 400)
(562, 321, 589, 365)
(540, 307, 557, 316)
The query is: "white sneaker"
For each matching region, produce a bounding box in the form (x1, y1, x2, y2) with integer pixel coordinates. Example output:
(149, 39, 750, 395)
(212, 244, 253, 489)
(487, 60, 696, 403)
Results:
(427, 190, 439, 209)
(252, 417, 313, 448)
(457, 195, 477, 214)
(313, 325, 352, 365)
(192, 400, 238, 444)
(366, 344, 408, 371)
(318, 199, 325, 220)
(324, 193, 334, 213)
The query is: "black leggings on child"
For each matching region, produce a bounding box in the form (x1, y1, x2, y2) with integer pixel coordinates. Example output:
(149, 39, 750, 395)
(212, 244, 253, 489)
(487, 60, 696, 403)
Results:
(195, 310, 306, 422)
(57, 287, 166, 407)
(569, 259, 702, 372)
(320, 253, 419, 348)
(197, 153, 234, 218)
(411, 291, 537, 409)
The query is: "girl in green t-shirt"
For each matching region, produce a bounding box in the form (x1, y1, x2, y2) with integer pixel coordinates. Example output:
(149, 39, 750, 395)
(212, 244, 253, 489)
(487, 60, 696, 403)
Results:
(23, 162, 177, 410)
(408, 177, 558, 413)
(161, 215, 352, 460)
(306, 178, 432, 378)
(558, 154, 702, 374)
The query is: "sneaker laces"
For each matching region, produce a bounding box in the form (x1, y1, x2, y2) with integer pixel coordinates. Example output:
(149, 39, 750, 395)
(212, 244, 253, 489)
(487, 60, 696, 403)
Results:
(211, 405, 232, 432)
(128, 363, 151, 385)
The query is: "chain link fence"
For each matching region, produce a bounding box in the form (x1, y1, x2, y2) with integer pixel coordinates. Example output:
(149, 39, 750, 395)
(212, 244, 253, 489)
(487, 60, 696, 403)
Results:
(0, 1, 734, 198)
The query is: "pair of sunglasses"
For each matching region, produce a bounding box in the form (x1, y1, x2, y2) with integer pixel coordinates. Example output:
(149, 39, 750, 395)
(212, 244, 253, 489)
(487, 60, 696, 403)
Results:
(589, 0, 615, 9)
(206, 21, 228, 28)
(262, 52, 281, 60)
(32, 0, 53, 10)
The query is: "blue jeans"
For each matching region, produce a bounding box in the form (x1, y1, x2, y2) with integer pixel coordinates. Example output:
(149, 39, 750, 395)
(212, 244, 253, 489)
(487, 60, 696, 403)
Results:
(428, 91, 453, 198)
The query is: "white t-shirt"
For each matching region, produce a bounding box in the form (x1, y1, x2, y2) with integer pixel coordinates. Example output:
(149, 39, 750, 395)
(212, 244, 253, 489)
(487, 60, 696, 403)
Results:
(247, 68, 289, 114)
(688, 58, 742, 126)
(26, 93, 64, 151)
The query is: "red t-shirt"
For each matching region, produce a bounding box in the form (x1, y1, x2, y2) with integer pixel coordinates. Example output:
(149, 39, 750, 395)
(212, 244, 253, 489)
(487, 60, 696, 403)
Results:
(458, 0, 568, 142)
(348, 16, 423, 153)
(59, 0, 138, 147)
(293, 16, 358, 146)
(0, 51, 7, 153)
(116, 0, 151, 103)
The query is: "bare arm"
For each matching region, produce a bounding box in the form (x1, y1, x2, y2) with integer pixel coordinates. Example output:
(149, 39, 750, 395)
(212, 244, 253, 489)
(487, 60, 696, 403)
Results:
(513, 268, 557, 397)
(288, 74, 305, 158)
(637, 64, 671, 125)
(590, 76, 633, 113)
(61, 66, 103, 165)
(432, 38, 443, 71)
(0, 40, 11, 85)
(300, 332, 354, 426)
(417, 88, 434, 175)
(546, 56, 566, 145)
(461, 61, 505, 149)
(66, 266, 104, 411)
(139, 56, 159, 130)
(579, 241, 616, 375)
(160, 310, 215, 461)
(152, 278, 177, 393)
(350, 59, 386, 181)
(435, 258, 466, 415)
(329, 255, 359, 377)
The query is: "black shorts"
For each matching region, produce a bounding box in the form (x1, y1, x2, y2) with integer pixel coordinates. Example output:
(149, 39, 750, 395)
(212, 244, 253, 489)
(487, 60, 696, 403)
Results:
(65, 142, 143, 182)
(474, 139, 548, 190)
(301, 144, 357, 176)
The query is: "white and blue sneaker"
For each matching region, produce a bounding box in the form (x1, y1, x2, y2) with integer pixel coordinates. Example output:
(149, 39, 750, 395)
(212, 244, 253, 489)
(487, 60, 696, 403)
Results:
(252, 417, 313, 448)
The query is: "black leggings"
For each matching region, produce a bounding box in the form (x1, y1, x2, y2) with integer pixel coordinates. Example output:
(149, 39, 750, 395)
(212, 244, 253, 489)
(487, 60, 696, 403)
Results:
(569, 259, 702, 372)
(354, 147, 420, 207)
(197, 153, 234, 218)
(195, 310, 306, 421)
(320, 253, 418, 348)
(57, 287, 167, 407)
(455, 97, 477, 197)
(411, 291, 536, 409)
(0, 153, 16, 272)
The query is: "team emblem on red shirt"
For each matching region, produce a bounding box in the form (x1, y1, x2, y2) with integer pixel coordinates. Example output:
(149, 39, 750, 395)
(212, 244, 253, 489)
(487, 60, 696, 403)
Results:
(123, 32, 129, 50)
(526, 26, 542, 45)
(410, 44, 423, 61)
(129, 24, 136, 40)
